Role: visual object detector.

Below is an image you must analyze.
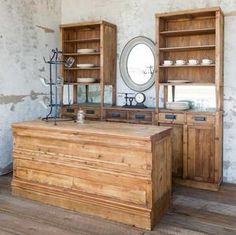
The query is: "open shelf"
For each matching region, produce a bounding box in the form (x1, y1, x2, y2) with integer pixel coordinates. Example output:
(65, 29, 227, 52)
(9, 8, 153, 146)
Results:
(159, 64, 215, 68)
(160, 28, 215, 37)
(61, 21, 116, 120)
(159, 45, 215, 52)
(156, 7, 223, 190)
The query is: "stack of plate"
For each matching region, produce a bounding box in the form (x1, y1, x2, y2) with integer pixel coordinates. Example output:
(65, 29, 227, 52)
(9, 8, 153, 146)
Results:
(77, 48, 96, 54)
(201, 59, 214, 65)
(77, 64, 95, 68)
(166, 101, 190, 110)
(77, 77, 97, 83)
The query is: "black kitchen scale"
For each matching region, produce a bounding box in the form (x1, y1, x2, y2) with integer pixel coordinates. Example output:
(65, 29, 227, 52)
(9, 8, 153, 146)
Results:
(119, 92, 147, 109)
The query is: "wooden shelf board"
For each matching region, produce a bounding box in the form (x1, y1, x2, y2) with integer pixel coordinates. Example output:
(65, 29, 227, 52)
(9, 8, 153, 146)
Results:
(159, 64, 215, 68)
(64, 82, 100, 86)
(156, 7, 219, 19)
(105, 118, 152, 124)
(65, 67, 100, 70)
(158, 108, 217, 114)
(159, 82, 215, 86)
(160, 28, 215, 37)
(64, 103, 102, 107)
(159, 45, 215, 52)
(104, 106, 155, 112)
(63, 52, 100, 56)
(64, 38, 100, 43)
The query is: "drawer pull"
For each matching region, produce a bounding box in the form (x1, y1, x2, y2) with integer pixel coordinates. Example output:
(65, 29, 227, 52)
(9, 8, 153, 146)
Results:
(165, 114, 176, 120)
(111, 112, 121, 118)
(66, 108, 74, 113)
(135, 114, 145, 120)
(86, 110, 95, 115)
(194, 116, 206, 122)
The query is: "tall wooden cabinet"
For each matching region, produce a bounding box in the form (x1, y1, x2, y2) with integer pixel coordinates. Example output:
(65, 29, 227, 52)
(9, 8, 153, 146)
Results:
(60, 21, 116, 120)
(156, 7, 224, 191)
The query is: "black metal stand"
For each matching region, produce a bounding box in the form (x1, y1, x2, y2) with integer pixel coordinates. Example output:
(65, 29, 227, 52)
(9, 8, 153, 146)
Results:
(42, 48, 75, 125)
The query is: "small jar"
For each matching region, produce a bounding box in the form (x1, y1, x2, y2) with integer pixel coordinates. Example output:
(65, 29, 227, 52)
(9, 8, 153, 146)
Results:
(77, 109, 85, 124)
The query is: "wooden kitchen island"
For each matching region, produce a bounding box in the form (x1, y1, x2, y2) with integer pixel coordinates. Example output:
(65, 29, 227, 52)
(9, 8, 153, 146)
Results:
(11, 120, 172, 230)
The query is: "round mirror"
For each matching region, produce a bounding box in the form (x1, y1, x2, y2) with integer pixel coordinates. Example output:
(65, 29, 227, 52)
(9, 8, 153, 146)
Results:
(120, 36, 155, 91)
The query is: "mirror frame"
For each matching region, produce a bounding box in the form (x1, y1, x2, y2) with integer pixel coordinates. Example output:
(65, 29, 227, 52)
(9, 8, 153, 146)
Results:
(120, 36, 156, 92)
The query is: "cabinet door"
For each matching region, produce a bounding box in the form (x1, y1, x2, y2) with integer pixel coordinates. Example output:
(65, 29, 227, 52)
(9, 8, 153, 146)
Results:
(186, 125, 215, 183)
(160, 123, 183, 177)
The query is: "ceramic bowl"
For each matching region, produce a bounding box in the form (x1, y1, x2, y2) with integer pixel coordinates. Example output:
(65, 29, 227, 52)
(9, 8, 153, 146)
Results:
(163, 60, 173, 66)
(175, 59, 186, 65)
(188, 59, 199, 65)
(201, 59, 213, 65)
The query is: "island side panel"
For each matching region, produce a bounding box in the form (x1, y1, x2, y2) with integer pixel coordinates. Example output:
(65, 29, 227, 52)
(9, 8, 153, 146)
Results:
(12, 124, 156, 229)
(151, 132, 172, 228)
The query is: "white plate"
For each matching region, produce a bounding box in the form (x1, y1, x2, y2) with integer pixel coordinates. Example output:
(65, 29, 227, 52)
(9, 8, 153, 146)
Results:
(77, 77, 97, 83)
(166, 106, 190, 110)
(166, 102, 190, 110)
(187, 63, 199, 66)
(163, 60, 174, 66)
(162, 63, 173, 66)
(175, 63, 187, 66)
(77, 64, 95, 68)
(201, 62, 213, 65)
(168, 80, 191, 83)
(77, 48, 96, 54)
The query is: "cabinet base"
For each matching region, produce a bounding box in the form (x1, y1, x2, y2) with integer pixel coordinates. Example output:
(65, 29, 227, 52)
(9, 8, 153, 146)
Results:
(173, 178, 222, 191)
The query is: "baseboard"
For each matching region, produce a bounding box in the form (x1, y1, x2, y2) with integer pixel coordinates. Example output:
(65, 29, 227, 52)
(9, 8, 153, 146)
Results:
(173, 177, 222, 191)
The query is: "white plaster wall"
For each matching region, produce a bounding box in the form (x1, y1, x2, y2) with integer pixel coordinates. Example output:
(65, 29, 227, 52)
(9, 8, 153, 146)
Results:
(0, 0, 61, 174)
(61, 0, 236, 183)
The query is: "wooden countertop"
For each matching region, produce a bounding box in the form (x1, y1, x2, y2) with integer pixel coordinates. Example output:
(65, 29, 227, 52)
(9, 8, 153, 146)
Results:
(12, 120, 171, 140)
(103, 106, 155, 112)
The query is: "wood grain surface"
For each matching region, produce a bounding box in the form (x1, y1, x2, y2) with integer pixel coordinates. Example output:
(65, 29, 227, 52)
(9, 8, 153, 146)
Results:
(12, 121, 172, 230)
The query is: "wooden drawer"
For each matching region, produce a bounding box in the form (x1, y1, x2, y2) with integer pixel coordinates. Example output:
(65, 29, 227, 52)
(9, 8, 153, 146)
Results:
(129, 111, 153, 124)
(105, 109, 127, 121)
(61, 106, 77, 118)
(61, 105, 100, 120)
(158, 112, 185, 124)
(187, 114, 215, 125)
(81, 106, 101, 119)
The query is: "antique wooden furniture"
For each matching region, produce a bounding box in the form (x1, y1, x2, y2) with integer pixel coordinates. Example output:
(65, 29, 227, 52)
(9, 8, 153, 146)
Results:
(156, 7, 224, 191)
(12, 121, 172, 230)
(104, 106, 155, 124)
(104, 36, 156, 124)
(60, 21, 116, 120)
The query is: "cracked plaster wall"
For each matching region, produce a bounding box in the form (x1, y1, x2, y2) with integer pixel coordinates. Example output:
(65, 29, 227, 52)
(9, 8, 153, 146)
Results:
(62, 0, 236, 183)
(0, 0, 61, 174)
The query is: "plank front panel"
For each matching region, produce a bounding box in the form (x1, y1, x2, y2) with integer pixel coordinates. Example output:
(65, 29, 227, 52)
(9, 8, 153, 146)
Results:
(102, 23, 117, 86)
(12, 121, 172, 230)
(187, 125, 215, 182)
(151, 135, 172, 225)
(159, 123, 183, 177)
(14, 165, 148, 205)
